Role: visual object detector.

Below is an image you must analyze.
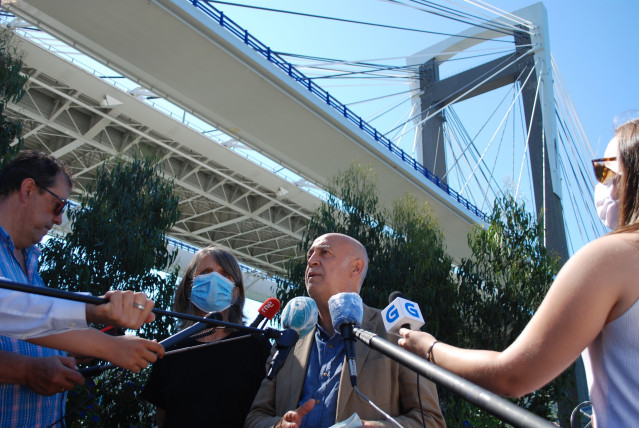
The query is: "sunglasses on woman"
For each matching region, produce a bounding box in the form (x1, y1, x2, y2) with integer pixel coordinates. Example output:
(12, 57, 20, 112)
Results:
(40, 186, 69, 216)
(591, 157, 617, 184)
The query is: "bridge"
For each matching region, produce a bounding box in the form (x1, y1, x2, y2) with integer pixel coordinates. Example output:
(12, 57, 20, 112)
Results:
(2, 0, 600, 301)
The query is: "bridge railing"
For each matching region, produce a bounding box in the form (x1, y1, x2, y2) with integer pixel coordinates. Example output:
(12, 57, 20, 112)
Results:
(187, 0, 489, 223)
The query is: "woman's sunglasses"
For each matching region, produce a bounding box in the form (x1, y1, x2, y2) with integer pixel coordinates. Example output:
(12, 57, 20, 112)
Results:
(591, 157, 617, 184)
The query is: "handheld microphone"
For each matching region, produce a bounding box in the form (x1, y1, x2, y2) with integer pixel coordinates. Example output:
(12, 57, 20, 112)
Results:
(328, 292, 363, 387)
(281, 296, 318, 337)
(80, 311, 223, 377)
(265, 296, 318, 380)
(266, 328, 299, 380)
(249, 297, 280, 328)
(382, 291, 424, 335)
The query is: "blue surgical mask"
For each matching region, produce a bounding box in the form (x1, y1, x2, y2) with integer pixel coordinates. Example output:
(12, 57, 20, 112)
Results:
(190, 271, 235, 313)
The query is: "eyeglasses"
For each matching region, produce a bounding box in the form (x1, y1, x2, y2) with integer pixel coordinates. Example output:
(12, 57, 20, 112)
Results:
(591, 157, 617, 184)
(39, 186, 69, 216)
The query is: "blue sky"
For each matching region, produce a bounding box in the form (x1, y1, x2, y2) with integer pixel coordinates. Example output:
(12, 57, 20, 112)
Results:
(209, 0, 638, 154)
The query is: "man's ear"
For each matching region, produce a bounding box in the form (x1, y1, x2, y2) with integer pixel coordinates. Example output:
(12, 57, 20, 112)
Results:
(351, 258, 365, 276)
(19, 178, 37, 202)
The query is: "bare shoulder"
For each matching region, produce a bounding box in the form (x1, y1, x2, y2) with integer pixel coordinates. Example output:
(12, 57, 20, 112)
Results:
(564, 232, 639, 320)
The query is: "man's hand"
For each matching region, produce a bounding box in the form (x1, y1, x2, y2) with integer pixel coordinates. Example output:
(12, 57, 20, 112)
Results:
(275, 398, 315, 428)
(25, 355, 85, 395)
(86, 290, 155, 329)
(104, 335, 165, 372)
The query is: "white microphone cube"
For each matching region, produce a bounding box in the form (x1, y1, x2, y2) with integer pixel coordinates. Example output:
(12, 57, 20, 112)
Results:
(382, 297, 425, 335)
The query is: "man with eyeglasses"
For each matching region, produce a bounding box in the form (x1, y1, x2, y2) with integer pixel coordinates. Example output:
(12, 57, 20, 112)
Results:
(0, 150, 164, 427)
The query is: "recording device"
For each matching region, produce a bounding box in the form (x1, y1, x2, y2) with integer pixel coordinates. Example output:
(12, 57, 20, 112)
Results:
(265, 296, 318, 379)
(266, 328, 299, 380)
(249, 297, 281, 328)
(328, 292, 363, 387)
(382, 291, 424, 335)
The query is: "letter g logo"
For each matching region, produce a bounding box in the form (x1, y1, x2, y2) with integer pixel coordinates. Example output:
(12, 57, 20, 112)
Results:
(386, 305, 399, 323)
(405, 302, 419, 318)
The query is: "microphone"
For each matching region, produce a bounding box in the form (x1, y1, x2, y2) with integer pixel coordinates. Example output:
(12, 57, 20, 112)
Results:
(266, 328, 299, 380)
(381, 291, 424, 335)
(328, 292, 363, 387)
(161, 311, 223, 350)
(265, 296, 318, 380)
(281, 296, 318, 337)
(80, 311, 223, 377)
(249, 297, 281, 328)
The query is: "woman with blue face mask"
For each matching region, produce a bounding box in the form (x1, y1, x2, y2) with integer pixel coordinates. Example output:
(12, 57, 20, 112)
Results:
(142, 246, 271, 427)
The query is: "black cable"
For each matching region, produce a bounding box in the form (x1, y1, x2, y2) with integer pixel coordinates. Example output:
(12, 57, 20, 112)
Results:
(417, 373, 427, 428)
(206, 0, 513, 43)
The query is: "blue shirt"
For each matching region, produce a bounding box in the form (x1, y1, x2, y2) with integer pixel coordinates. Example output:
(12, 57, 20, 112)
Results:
(0, 226, 67, 427)
(298, 324, 345, 428)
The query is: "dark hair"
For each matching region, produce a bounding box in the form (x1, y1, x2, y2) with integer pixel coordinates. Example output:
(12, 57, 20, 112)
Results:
(612, 118, 639, 233)
(173, 245, 246, 330)
(0, 150, 73, 198)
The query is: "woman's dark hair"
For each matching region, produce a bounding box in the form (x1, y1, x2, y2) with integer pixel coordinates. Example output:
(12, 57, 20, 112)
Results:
(612, 118, 639, 233)
(173, 245, 246, 330)
(0, 150, 73, 197)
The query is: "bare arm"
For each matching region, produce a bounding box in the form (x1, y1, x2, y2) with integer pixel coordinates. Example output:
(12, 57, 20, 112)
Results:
(28, 328, 165, 372)
(400, 234, 639, 397)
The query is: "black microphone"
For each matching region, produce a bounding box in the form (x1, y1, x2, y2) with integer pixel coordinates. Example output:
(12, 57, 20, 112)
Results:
(161, 311, 223, 350)
(328, 292, 363, 388)
(266, 328, 299, 380)
(79, 311, 223, 377)
(249, 297, 280, 328)
(264, 296, 318, 380)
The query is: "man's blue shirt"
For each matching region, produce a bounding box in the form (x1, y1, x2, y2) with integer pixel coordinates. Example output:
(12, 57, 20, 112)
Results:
(298, 324, 345, 428)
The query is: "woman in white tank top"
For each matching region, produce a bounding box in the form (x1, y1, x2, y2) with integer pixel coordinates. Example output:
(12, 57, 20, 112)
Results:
(399, 118, 639, 426)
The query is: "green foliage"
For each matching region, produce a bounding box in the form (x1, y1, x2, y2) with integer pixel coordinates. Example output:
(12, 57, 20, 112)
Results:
(276, 164, 457, 339)
(0, 27, 28, 167)
(447, 195, 567, 425)
(39, 155, 181, 427)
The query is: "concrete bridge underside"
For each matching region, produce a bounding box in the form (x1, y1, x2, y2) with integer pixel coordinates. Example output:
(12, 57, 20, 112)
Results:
(5, 0, 484, 299)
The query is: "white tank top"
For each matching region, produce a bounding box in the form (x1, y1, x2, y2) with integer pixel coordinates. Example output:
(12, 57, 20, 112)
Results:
(585, 298, 639, 426)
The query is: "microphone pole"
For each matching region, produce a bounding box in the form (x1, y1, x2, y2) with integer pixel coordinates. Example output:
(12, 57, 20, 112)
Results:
(353, 328, 555, 428)
(0, 278, 279, 338)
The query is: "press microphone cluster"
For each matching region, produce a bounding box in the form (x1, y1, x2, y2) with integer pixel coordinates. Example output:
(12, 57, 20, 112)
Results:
(328, 292, 363, 388)
(266, 296, 318, 380)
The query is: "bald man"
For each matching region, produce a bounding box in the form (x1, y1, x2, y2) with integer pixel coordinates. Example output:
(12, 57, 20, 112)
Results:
(245, 233, 445, 428)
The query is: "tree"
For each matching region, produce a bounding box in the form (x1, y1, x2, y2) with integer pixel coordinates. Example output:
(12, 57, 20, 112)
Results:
(276, 164, 457, 337)
(0, 27, 28, 167)
(39, 155, 181, 427)
(448, 195, 569, 425)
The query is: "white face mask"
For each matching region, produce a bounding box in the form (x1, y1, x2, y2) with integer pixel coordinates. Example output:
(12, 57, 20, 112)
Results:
(594, 136, 620, 230)
(594, 179, 619, 230)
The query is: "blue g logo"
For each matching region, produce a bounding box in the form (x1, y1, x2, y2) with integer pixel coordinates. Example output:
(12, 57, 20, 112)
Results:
(405, 302, 419, 318)
(386, 305, 399, 323)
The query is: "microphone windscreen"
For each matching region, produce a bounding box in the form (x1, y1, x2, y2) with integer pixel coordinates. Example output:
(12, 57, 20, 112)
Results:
(259, 297, 281, 320)
(388, 291, 404, 304)
(281, 296, 318, 337)
(328, 292, 363, 334)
